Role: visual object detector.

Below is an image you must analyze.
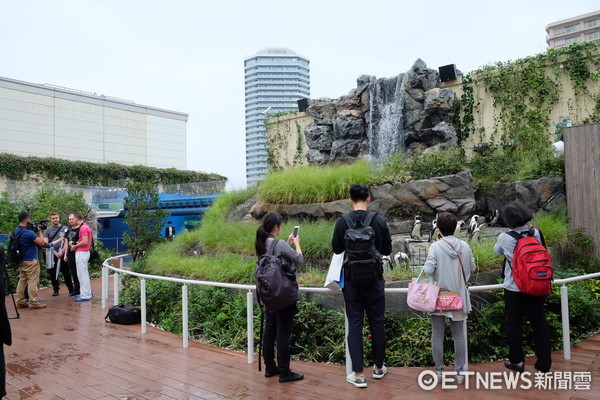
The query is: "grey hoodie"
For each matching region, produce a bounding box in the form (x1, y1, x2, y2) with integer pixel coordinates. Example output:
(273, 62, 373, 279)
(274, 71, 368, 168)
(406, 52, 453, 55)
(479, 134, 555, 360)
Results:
(423, 235, 477, 317)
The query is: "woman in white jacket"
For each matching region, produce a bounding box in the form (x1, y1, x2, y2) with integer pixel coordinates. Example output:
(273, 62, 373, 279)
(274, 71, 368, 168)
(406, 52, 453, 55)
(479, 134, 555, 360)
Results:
(423, 212, 476, 383)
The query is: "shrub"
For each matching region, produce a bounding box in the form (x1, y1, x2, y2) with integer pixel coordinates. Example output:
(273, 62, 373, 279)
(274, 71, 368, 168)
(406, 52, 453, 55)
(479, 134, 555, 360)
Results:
(258, 160, 372, 204)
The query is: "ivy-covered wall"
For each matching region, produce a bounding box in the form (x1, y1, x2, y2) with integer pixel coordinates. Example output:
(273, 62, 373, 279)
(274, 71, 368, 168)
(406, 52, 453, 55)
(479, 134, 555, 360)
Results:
(0, 153, 226, 187)
(265, 111, 312, 171)
(451, 41, 600, 153)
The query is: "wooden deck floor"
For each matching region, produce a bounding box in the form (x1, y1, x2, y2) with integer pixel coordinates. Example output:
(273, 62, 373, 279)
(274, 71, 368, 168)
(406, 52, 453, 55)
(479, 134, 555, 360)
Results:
(4, 278, 600, 399)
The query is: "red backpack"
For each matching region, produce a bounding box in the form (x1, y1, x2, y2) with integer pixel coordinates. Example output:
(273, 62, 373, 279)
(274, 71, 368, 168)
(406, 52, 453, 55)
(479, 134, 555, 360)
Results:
(506, 228, 553, 296)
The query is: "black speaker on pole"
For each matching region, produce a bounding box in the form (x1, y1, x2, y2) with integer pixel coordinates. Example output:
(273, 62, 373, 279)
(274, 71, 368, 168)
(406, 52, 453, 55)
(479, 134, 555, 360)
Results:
(438, 64, 457, 82)
(297, 98, 309, 112)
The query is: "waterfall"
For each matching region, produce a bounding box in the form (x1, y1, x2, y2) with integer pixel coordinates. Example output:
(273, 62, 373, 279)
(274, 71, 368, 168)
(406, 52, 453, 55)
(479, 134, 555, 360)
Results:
(368, 73, 406, 163)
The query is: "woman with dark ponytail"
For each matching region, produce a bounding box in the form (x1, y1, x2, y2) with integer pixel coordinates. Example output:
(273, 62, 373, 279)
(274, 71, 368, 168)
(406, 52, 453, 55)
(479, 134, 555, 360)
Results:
(255, 212, 304, 383)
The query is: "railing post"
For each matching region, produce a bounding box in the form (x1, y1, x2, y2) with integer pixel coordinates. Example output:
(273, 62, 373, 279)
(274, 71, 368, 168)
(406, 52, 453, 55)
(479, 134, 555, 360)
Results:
(247, 290, 254, 364)
(141, 278, 147, 335)
(113, 272, 120, 306)
(182, 284, 189, 349)
(561, 284, 571, 360)
(101, 265, 107, 309)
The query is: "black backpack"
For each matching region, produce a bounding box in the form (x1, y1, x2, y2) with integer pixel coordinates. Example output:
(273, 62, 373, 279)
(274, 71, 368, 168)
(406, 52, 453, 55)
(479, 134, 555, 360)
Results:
(342, 211, 383, 286)
(105, 304, 141, 324)
(7, 228, 27, 268)
(254, 240, 299, 312)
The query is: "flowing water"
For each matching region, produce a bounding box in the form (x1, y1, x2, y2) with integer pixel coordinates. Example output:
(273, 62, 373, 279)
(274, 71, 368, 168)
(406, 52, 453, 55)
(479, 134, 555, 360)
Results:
(368, 73, 407, 162)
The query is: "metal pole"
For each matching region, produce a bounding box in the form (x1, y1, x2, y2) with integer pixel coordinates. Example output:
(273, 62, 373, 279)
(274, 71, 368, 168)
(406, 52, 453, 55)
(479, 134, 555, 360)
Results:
(182, 284, 189, 349)
(561, 285, 571, 360)
(463, 319, 469, 371)
(113, 272, 120, 305)
(141, 278, 147, 335)
(247, 291, 254, 364)
(101, 265, 107, 309)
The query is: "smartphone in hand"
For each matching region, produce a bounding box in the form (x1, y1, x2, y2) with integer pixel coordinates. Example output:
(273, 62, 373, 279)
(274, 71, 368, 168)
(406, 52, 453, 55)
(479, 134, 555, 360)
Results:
(293, 226, 300, 237)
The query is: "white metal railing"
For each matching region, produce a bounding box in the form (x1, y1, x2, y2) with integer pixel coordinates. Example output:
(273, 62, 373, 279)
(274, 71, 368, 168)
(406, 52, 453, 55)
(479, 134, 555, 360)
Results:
(102, 255, 600, 369)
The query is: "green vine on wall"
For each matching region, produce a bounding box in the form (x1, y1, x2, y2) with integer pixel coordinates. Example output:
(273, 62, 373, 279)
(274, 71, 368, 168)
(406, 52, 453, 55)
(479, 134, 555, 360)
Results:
(293, 121, 304, 165)
(458, 41, 600, 150)
(0, 153, 226, 186)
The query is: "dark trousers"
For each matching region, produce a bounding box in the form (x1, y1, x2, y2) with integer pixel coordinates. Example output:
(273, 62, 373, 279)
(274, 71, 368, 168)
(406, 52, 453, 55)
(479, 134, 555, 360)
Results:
(67, 254, 80, 295)
(48, 255, 74, 293)
(263, 303, 297, 373)
(504, 289, 552, 371)
(343, 279, 386, 372)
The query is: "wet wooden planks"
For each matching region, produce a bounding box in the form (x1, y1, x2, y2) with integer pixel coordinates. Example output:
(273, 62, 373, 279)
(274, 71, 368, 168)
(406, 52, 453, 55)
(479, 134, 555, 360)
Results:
(3, 279, 600, 399)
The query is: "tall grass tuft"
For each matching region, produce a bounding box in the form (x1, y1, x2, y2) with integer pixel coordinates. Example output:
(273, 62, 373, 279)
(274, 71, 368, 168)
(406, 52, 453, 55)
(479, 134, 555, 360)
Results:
(258, 160, 371, 204)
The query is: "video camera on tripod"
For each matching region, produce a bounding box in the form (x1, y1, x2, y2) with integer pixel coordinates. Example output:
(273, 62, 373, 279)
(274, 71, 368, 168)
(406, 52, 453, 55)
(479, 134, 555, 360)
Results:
(27, 219, 49, 232)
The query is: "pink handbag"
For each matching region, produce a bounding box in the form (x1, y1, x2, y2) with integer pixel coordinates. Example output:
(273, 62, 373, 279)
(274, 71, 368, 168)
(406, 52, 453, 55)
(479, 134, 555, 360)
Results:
(407, 270, 439, 312)
(435, 290, 463, 311)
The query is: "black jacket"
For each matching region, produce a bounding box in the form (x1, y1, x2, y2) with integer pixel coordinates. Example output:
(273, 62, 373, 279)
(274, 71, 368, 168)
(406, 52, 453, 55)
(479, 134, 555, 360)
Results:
(331, 210, 392, 256)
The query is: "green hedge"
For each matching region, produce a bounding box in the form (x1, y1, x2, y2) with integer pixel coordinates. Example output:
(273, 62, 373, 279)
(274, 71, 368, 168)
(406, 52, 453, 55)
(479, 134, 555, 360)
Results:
(0, 153, 226, 185)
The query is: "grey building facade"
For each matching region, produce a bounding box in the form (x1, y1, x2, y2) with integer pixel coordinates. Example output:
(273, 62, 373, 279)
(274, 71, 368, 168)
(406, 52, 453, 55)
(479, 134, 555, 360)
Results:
(546, 10, 600, 49)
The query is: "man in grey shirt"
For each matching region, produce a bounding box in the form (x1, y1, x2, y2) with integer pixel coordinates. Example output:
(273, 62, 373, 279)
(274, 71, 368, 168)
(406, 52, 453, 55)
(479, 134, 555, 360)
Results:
(43, 213, 74, 296)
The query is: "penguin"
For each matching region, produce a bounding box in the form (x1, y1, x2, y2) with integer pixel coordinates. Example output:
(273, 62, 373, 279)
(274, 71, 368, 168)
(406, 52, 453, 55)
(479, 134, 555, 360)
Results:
(411, 216, 422, 240)
(394, 251, 410, 265)
(454, 220, 465, 237)
(429, 213, 440, 242)
(489, 209, 500, 226)
(468, 214, 480, 239)
(470, 223, 487, 243)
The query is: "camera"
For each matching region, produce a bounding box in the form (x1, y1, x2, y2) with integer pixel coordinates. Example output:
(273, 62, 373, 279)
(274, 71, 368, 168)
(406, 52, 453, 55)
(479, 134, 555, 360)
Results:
(28, 219, 49, 232)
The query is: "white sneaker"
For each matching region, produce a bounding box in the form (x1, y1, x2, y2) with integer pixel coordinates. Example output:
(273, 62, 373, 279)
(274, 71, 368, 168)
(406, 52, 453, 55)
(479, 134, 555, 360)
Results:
(373, 365, 387, 379)
(346, 373, 367, 388)
(456, 374, 465, 384)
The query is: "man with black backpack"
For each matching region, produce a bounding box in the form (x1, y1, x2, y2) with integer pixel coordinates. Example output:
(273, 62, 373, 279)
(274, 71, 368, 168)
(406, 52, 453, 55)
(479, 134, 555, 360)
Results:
(332, 184, 392, 388)
(13, 212, 47, 309)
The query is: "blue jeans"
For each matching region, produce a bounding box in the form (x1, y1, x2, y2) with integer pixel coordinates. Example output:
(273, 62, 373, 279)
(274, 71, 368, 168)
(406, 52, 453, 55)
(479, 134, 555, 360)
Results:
(343, 279, 386, 372)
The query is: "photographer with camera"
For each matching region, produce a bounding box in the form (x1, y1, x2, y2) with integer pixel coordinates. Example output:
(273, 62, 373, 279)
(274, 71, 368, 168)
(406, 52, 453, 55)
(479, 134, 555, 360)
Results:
(44, 213, 74, 297)
(13, 212, 47, 310)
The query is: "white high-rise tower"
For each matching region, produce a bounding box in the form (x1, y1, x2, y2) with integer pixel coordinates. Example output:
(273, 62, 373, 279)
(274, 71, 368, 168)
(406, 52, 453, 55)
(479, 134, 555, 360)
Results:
(244, 48, 310, 186)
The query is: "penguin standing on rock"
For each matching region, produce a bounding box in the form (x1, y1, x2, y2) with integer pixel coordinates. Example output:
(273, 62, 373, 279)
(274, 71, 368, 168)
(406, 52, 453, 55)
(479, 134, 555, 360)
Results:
(467, 214, 480, 239)
(429, 213, 440, 242)
(411, 216, 422, 240)
(454, 220, 465, 237)
(489, 209, 500, 226)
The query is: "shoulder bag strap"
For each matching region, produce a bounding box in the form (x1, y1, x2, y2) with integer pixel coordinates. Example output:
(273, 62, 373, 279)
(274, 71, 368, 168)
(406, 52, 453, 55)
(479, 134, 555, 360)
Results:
(48, 226, 62, 243)
(441, 238, 467, 289)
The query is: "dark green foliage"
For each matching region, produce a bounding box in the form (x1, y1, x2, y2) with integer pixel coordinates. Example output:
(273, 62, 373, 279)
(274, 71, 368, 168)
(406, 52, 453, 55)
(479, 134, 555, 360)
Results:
(122, 182, 170, 261)
(0, 153, 225, 186)
(118, 272, 600, 368)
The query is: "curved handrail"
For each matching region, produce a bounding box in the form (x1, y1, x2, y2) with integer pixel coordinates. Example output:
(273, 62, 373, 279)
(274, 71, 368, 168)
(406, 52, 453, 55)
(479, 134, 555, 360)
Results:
(102, 254, 600, 293)
(101, 254, 600, 366)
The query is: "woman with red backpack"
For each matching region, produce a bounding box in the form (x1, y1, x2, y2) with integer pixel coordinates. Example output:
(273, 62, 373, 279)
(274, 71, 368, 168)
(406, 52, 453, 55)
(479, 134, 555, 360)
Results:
(494, 201, 552, 373)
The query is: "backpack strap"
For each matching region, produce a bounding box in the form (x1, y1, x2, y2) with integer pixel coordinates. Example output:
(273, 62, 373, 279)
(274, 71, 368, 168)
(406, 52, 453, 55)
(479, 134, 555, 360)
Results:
(363, 211, 376, 228)
(266, 239, 280, 256)
(502, 230, 522, 278)
(342, 211, 376, 230)
(341, 213, 355, 230)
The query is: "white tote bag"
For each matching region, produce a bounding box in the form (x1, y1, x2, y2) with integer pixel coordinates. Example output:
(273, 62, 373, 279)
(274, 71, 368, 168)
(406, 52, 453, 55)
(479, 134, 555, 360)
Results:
(324, 252, 345, 290)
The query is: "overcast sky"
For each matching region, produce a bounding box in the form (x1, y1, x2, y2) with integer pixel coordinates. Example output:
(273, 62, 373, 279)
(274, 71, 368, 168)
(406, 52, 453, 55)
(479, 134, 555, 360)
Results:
(1, 1, 598, 190)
